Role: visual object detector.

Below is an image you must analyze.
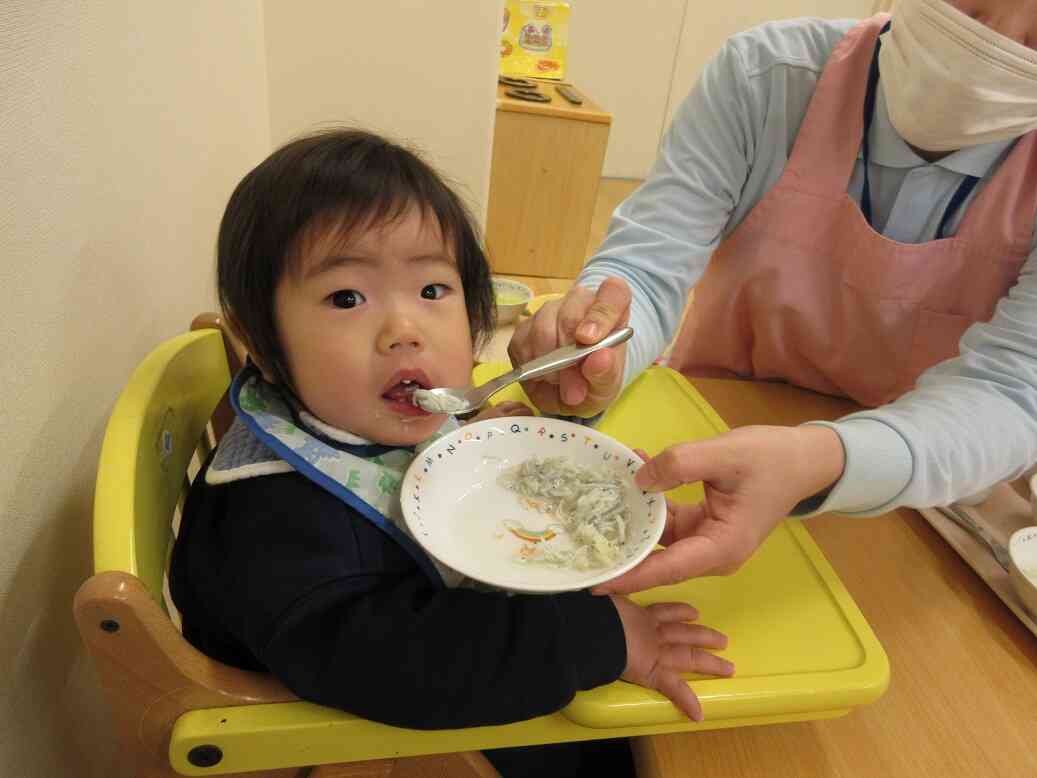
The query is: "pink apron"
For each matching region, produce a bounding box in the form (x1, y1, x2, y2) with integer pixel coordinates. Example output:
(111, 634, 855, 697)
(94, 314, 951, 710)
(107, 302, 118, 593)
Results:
(668, 14, 1037, 407)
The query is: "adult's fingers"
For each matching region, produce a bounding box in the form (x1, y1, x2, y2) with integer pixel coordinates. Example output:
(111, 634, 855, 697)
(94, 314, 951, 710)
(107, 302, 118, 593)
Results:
(509, 302, 569, 412)
(593, 536, 729, 595)
(574, 277, 632, 344)
(491, 401, 534, 417)
(508, 298, 569, 372)
(578, 340, 626, 408)
(508, 314, 537, 367)
(659, 501, 707, 548)
(558, 363, 590, 407)
(531, 303, 571, 385)
(559, 284, 622, 404)
(560, 279, 630, 406)
(556, 285, 598, 342)
(634, 438, 738, 493)
(511, 288, 593, 390)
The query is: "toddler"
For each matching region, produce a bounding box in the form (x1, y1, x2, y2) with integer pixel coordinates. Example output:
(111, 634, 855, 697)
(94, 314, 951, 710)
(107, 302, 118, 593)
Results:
(169, 129, 733, 776)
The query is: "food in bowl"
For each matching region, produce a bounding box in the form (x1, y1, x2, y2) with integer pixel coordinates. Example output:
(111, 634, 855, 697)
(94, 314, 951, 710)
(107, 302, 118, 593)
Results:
(496, 292, 528, 306)
(491, 278, 533, 325)
(499, 456, 629, 570)
(400, 416, 666, 593)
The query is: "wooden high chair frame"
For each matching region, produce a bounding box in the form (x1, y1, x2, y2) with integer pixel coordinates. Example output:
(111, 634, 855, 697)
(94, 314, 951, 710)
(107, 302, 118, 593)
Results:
(73, 314, 500, 778)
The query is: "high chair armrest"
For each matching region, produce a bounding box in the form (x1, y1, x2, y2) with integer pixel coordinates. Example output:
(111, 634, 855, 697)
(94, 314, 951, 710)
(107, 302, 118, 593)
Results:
(74, 571, 296, 772)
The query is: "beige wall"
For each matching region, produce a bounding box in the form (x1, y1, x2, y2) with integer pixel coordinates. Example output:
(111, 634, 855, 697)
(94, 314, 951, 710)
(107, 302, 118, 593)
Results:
(567, 0, 688, 180)
(1, 2, 503, 776)
(664, 0, 878, 128)
(0, 2, 270, 776)
(263, 0, 502, 221)
(566, 0, 877, 179)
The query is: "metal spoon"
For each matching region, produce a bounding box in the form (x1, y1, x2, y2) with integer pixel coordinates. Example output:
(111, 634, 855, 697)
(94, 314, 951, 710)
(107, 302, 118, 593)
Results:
(411, 326, 634, 415)
(932, 503, 1011, 571)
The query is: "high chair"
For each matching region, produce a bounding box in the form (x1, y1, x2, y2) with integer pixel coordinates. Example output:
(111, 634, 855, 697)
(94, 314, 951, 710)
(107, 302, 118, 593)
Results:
(76, 314, 889, 777)
(74, 315, 500, 777)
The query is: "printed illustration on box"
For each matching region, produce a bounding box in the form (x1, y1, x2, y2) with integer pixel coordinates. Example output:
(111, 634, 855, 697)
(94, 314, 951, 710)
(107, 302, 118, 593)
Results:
(500, 1, 570, 80)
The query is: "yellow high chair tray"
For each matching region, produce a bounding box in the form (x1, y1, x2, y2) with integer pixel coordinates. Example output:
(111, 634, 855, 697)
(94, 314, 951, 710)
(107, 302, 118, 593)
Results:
(79, 329, 887, 777)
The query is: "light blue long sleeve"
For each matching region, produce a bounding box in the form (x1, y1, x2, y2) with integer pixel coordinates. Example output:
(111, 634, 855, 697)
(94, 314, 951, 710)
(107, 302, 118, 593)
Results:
(577, 17, 1037, 514)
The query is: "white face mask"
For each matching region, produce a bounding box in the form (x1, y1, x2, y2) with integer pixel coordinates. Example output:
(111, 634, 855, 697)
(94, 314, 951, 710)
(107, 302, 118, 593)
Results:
(879, 0, 1037, 151)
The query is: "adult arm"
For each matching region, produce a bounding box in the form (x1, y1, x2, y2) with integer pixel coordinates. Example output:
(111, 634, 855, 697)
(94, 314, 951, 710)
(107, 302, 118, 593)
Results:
(510, 38, 758, 413)
(598, 249, 1037, 594)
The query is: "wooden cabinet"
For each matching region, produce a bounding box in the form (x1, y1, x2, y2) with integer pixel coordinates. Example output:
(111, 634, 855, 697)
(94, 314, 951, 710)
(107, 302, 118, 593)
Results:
(485, 82, 611, 278)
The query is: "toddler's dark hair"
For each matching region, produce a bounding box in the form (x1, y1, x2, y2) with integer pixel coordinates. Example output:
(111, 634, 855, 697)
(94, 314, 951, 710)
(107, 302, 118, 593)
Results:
(217, 128, 496, 390)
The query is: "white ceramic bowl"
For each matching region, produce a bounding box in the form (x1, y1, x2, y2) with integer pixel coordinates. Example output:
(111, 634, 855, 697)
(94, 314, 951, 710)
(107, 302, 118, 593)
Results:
(401, 416, 666, 593)
(1009, 526, 1037, 617)
(1029, 469, 1037, 517)
(492, 277, 533, 325)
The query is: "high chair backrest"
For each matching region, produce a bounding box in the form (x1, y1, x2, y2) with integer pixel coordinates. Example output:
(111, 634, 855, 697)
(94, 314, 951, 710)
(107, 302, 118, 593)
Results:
(93, 328, 229, 604)
(78, 320, 500, 778)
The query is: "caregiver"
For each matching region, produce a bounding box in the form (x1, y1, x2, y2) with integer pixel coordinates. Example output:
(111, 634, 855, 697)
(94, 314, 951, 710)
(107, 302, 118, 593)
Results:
(508, 0, 1037, 593)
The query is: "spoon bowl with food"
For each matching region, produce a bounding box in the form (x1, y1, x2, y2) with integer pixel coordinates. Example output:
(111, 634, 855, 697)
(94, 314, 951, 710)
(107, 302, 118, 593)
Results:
(411, 327, 633, 415)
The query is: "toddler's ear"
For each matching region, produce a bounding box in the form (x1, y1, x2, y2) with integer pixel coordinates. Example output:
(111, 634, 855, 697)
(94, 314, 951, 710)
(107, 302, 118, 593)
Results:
(221, 315, 277, 383)
(244, 355, 278, 384)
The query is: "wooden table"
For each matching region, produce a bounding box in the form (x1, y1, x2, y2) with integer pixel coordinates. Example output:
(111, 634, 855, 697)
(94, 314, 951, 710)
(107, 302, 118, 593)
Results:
(494, 276, 1037, 778)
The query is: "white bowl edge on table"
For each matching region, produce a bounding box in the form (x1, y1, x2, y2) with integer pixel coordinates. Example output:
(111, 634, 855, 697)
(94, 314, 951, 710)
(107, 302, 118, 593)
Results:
(1008, 471, 1037, 617)
(491, 277, 533, 325)
(401, 416, 666, 594)
(1009, 526, 1037, 617)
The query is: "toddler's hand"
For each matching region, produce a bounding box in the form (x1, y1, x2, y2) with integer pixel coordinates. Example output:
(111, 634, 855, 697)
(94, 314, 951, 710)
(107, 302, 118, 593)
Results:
(609, 596, 733, 721)
(465, 401, 533, 424)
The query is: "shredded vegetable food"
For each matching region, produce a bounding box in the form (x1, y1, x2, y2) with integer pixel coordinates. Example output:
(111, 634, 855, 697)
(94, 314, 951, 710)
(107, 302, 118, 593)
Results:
(498, 456, 629, 570)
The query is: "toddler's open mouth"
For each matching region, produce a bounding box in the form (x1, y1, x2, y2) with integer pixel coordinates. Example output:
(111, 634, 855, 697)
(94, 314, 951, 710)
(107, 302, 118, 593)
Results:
(382, 371, 433, 417)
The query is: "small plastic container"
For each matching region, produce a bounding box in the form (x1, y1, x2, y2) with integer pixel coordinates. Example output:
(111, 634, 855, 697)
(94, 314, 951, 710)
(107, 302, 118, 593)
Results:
(492, 277, 533, 325)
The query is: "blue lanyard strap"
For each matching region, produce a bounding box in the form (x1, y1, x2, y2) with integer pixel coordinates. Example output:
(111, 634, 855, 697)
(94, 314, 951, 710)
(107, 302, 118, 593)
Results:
(860, 22, 979, 240)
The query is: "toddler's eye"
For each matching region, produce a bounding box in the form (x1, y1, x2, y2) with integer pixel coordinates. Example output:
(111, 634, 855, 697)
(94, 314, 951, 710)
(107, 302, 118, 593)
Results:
(421, 284, 449, 300)
(330, 290, 366, 309)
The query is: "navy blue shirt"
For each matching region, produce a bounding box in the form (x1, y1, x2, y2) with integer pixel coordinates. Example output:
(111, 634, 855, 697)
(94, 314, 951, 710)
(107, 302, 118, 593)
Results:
(168, 454, 626, 730)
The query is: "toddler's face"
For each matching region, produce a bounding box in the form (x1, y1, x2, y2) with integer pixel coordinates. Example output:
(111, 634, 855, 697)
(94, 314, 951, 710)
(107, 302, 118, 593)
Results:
(273, 206, 475, 446)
